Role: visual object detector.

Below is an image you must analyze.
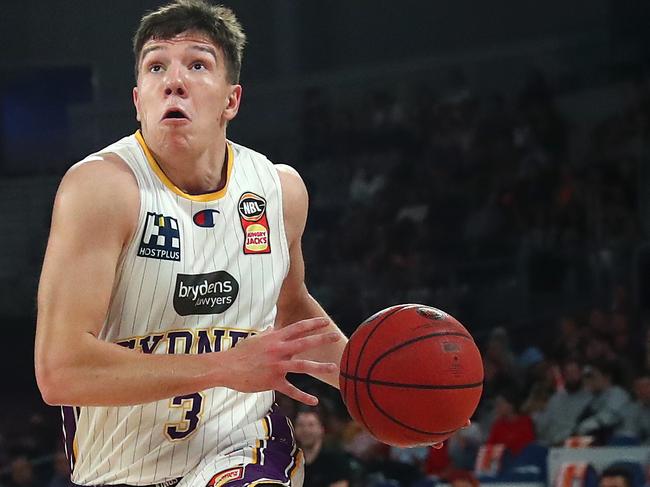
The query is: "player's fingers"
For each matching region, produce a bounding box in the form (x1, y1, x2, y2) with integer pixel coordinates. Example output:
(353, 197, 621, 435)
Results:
(462, 419, 471, 428)
(283, 332, 341, 356)
(283, 359, 337, 376)
(279, 317, 330, 340)
(275, 380, 319, 406)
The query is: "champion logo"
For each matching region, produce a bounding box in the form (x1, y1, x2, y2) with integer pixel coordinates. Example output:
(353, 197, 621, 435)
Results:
(193, 209, 220, 228)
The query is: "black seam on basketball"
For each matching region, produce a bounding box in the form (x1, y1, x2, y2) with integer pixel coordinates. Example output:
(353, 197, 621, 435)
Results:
(340, 374, 483, 390)
(365, 383, 462, 436)
(365, 330, 476, 437)
(353, 305, 406, 438)
(367, 331, 472, 380)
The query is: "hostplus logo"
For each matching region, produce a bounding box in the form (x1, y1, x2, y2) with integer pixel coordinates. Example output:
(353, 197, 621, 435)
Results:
(138, 212, 181, 261)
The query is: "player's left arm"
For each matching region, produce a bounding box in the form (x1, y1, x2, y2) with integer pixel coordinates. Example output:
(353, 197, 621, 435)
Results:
(274, 164, 348, 388)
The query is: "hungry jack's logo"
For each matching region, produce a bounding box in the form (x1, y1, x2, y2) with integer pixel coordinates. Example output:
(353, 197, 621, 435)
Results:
(238, 192, 271, 254)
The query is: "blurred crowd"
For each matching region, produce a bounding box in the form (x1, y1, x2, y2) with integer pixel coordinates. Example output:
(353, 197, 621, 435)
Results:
(2, 66, 650, 486)
(274, 285, 650, 486)
(299, 68, 647, 336)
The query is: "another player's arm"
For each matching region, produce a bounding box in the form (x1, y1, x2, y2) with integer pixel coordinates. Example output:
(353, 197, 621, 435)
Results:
(35, 157, 336, 407)
(274, 164, 348, 389)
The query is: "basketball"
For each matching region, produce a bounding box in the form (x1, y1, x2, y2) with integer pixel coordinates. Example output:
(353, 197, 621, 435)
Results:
(339, 303, 484, 447)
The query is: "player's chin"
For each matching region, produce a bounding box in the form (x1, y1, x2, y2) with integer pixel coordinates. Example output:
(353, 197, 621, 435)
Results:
(159, 130, 193, 151)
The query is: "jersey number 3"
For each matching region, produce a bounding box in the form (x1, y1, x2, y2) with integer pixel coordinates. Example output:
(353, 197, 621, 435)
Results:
(165, 392, 204, 441)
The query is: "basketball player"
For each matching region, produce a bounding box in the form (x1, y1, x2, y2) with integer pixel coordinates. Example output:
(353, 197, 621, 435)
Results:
(34, 1, 347, 486)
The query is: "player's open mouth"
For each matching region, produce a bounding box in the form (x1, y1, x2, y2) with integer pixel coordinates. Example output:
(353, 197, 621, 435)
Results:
(161, 108, 190, 121)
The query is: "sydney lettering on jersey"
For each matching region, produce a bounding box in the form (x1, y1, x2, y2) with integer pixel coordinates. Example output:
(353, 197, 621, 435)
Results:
(138, 212, 181, 261)
(116, 325, 255, 355)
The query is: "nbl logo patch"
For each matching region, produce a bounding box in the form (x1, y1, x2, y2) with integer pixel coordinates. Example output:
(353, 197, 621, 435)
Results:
(138, 212, 181, 261)
(238, 192, 271, 254)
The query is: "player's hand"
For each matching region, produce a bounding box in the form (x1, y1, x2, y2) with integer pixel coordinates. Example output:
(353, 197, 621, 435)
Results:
(221, 317, 340, 405)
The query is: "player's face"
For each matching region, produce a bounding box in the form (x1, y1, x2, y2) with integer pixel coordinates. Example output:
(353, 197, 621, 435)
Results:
(133, 31, 241, 152)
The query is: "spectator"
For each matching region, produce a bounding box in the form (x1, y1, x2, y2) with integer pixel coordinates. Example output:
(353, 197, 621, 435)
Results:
(519, 347, 555, 416)
(575, 361, 631, 444)
(47, 451, 73, 487)
(535, 359, 593, 446)
(486, 387, 535, 455)
(485, 327, 517, 376)
(6, 456, 38, 487)
(294, 408, 361, 487)
(599, 465, 633, 487)
(423, 443, 452, 479)
(622, 374, 650, 443)
(549, 315, 585, 361)
(446, 420, 483, 471)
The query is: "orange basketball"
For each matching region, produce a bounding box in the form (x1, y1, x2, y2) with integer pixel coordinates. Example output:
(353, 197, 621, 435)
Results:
(339, 304, 484, 447)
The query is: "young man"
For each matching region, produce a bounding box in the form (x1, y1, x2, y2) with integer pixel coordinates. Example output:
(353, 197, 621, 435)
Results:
(622, 374, 650, 443)
(34, 1, 347, 486)
(575, 361, 631, 444)
(534, 359, 593, 446)
(294, 409, 359, 487)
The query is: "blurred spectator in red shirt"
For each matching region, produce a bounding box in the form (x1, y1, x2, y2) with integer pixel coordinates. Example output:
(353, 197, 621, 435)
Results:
(486, 387, 535, 455)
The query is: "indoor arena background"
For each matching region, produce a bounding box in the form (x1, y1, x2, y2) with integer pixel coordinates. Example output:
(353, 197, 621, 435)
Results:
(1, 1, 649, 485)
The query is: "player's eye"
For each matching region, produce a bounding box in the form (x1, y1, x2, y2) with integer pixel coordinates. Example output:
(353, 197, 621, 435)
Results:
(149, 64, 163, 73)
(191, 62, 205, 71)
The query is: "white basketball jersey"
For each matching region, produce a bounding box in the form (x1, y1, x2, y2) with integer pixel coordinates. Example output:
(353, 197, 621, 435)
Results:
(62, 131, 290, 485)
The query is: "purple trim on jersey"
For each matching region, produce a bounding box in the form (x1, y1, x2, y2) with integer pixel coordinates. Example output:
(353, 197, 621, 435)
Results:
(61, 406, 78, 468)
(211, 408, 300, 487)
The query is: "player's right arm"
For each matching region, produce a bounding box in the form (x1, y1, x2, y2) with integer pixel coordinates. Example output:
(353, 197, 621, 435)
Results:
(35, 156, 337, 407)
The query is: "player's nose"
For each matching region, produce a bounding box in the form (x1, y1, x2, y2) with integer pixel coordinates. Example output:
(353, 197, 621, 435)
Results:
(163, 64, 187, 98)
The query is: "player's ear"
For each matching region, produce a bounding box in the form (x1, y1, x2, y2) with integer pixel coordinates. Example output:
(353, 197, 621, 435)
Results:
(133, 87, 141, 122)
(223, 85, 242, 122)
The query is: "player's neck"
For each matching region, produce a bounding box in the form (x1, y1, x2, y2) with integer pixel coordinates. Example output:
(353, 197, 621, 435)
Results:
(152, 139, 228, 196)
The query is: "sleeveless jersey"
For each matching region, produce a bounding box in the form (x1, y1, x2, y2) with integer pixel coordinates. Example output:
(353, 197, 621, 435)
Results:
(62, 131, 290, 485)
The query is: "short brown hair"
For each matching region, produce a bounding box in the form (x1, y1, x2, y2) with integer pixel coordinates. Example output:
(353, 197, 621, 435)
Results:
(132, 0, 246, 83)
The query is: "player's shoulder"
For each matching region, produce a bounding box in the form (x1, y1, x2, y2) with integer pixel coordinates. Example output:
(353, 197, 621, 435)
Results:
(275, 163, 307, 208)
(61, 152, 137, 198)
(56, 152, 139, 225)
(229, 139, 307, 200)
(274, 163, 308, 243)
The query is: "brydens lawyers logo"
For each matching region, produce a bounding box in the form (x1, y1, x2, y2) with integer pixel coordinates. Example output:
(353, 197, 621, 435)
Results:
(174, 271, 239, 316)
(138, 212, 181, 261)
(238, 192, 271, 254)
(193, 209, 220, 228)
